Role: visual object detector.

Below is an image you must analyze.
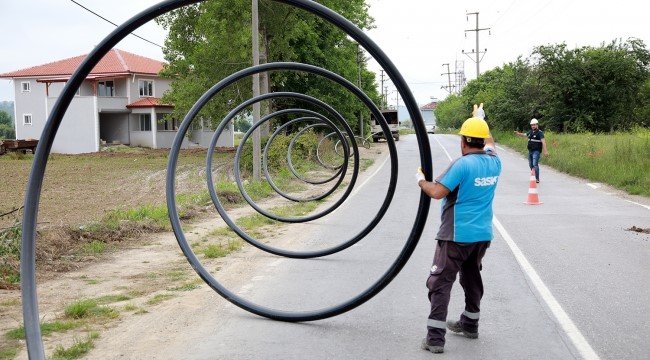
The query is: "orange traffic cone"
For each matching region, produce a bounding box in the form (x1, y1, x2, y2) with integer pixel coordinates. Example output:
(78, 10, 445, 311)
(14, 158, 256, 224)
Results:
(524, 169, 542, 205)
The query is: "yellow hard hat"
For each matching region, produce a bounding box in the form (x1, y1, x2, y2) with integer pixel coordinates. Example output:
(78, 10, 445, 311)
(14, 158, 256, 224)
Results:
(459, 117, 490, 139)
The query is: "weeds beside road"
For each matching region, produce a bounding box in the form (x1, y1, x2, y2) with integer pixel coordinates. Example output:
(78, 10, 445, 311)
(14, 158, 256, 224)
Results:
(0, 139, 382, 359)
(492, 128, 650, 196)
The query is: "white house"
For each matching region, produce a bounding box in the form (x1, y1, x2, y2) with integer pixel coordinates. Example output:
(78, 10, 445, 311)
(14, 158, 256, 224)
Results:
(0, 49, 232, 154)
(420, 101, 437, 133)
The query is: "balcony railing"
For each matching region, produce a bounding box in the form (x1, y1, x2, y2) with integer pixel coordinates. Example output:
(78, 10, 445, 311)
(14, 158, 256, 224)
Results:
(97, 96, 128, 112)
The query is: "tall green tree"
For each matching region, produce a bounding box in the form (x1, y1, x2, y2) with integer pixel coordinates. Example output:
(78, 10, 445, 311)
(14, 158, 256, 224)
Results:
(156, 0, 380, 133)
(436, 38, 650, 133)
(533, 39, 650, 131)
(0, 110, 14, 139)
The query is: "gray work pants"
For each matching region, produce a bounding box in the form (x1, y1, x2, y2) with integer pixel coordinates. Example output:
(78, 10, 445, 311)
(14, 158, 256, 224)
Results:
(426, 240, 490, 346)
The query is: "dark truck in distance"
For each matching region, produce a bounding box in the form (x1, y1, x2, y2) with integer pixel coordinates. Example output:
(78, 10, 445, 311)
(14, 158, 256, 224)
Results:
(371, 109, 399, 142)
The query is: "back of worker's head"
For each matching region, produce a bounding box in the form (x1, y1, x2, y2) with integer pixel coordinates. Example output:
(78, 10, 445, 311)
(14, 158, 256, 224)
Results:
(462, 136, 485, 149)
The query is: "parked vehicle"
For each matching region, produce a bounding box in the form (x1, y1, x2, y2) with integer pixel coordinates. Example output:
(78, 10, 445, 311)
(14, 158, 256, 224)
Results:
(371, 110, 400, 142)
(426, 122, 436, 134)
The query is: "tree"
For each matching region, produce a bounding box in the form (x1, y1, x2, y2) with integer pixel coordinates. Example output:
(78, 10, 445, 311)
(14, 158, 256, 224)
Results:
(0, 110, 14, 139)
(156, 0, 380, 134)
(233, 116, 252, 133)
(434, 94, 468, 130)
(533, 39, 650, 131)
(437, 38, 650, 133)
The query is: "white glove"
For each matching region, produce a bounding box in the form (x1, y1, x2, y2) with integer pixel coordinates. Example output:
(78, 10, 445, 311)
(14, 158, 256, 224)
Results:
(415, 167, 425, 185)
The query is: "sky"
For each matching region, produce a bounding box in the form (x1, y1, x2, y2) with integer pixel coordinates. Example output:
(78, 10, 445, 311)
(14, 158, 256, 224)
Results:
(1, 0, 649, 107)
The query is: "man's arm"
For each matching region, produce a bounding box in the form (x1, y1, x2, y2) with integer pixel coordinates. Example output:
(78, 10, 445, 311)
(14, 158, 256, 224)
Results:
(484, 135, 497, 155)
(514, 130, 527, 138)
(418, 179, 451, 200)
(541, 138, 549, 156)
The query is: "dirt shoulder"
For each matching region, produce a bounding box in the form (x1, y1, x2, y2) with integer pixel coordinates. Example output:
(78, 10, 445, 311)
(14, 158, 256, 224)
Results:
(0, 144, 388, 359)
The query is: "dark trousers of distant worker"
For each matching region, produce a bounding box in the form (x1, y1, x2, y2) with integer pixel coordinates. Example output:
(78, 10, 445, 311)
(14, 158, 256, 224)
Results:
(426, 240, 490, 346)
(528, 150, 541, 182)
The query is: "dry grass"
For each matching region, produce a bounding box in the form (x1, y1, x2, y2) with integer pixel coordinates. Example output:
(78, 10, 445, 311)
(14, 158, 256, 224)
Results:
(0, 148, 234, 287)
(0, 148, 230, 229)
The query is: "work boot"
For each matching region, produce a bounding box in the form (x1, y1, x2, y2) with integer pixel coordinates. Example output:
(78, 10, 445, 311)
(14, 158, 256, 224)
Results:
(446, 321, 478, 339)
(421, 338, 444, 354)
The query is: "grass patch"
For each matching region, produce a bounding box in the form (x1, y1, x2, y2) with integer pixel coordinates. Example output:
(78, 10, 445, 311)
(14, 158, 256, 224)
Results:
(52, 331, 99, 360)
(0, 346, 18, 360)
(165, 269, 189, 282)
(6, 320, 81, 340)
(359, 158, 375, 172)
(0, 298, 19, 307)
(64, 299, 119, 320)
(199, 201, 321, 259)
(123, 303, 138, 311)
(123, 303, 148, 314)
(492, 128, 650, 196)
(103, 205, 169, 231)
(203, 243, 233, 258)
(146, 293, 175, 306)
(94, 294, 132, 305)
(81, 240, 106, 254)
(169, 280, 202, 292)
(0, 220, 21, 289)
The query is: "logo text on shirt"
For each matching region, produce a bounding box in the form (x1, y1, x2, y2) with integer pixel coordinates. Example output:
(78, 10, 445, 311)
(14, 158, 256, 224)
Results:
(474, 176, 498, 187)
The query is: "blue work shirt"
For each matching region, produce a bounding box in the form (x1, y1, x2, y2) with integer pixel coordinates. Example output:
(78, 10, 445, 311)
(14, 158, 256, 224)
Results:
(435, 147, 502, 243)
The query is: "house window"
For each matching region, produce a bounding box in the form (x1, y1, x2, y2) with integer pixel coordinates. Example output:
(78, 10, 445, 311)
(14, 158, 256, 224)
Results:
(98, 81, 115, 97)
(21, 82, 31, 92)
(139, 114, 152, 131)
(23, 114, 33, 125)
(158, 115, 180, 131)
(139, 80, 153, 97)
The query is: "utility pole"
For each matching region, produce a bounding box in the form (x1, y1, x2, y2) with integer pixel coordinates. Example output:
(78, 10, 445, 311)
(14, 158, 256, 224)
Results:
(384, 86, 388, 109)
(441, 63, 456, 94)
(259, 28, 270, 137)
(380, 69, 386, 109)
(462, 12, 490, 78)
(251, 0, 261, 180)
(357, 44, 363, 138)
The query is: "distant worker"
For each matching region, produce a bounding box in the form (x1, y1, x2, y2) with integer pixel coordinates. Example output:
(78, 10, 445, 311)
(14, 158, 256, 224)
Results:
(514, 118, 549, 183)
(415, 117, 502, 354)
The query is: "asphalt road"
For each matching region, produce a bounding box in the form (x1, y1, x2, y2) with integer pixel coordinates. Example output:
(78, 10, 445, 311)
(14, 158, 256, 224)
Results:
(126, 134, 649, 359)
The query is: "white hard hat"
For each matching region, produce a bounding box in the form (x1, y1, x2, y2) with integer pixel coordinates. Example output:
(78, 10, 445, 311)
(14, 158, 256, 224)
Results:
(530, 118, 539, 125)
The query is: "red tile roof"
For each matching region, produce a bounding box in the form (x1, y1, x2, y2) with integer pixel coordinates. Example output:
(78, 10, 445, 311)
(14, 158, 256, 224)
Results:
(420, 101, 438, 110)
(0, 49, 164, 79)
(126, 97, 173, 108)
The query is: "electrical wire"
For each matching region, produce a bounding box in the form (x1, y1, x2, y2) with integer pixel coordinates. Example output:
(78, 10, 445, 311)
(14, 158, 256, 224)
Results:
(69, 0, 163, 48)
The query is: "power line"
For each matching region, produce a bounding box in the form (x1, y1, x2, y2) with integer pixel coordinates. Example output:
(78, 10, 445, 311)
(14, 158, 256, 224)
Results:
(69, 0, 163, 48)
(492, 0, 518, 27)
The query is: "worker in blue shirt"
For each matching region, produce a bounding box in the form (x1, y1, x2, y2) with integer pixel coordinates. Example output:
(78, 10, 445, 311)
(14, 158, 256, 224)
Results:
(415, 117, 502, 354)
(514, 118, 549, 183)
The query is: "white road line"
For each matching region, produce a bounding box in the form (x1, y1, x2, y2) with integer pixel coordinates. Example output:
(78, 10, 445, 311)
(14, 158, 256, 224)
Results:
(351, 154, 390, 197)
(493, 218, 600, 359)
(586, 183, 600, 189)
(432, 135, 454, 161)
(433, 136, 600, 360)
(624, 199, 650, 210)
